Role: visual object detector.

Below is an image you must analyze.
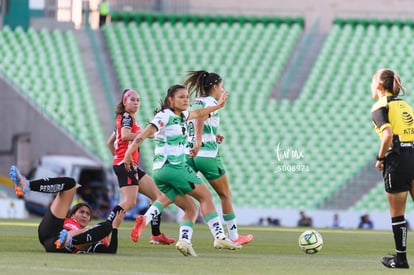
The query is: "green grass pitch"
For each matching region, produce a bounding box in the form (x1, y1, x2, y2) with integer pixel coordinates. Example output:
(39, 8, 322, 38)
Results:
(0, 218, 412, 274)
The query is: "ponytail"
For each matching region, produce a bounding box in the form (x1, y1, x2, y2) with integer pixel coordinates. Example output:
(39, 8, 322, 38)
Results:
(377, 69, 406, 96)
(183, 70, 222, 98)
(393, 73, 406, 96)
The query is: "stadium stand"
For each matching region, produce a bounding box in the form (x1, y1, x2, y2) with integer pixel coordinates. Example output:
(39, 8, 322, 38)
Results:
(0, 26, 111, 163)
(103, 12, 319, 208)
(305, 18, 414, 210)
(104, 14, 414, 210)
(3, 10, 414, 211)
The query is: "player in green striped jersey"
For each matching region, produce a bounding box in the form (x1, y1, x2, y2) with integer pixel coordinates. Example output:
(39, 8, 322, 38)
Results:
(124, 84, 241, 256)
(183, 71, 253, 245)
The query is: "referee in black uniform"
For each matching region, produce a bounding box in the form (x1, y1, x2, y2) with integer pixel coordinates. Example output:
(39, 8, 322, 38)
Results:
(371, 68, 414, 269)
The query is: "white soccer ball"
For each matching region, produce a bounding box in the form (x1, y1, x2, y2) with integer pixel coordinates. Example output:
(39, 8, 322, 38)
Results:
(298, 230, 323, 254)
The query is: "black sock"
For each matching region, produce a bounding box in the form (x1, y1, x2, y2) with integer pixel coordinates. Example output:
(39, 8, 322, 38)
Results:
(107, 205, 124, 222)
(151, 213, 162, 236)
(29, 177, 76, 193)
(392, 215, 407, 263)
(72, 221, 112, 246)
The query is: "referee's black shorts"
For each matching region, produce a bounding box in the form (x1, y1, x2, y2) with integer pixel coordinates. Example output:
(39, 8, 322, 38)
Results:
(383, 148, 414, 193)
(113, 164, 146, 188)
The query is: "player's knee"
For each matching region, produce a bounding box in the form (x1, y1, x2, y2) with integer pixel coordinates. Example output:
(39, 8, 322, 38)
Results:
(122, 198, 136, 210)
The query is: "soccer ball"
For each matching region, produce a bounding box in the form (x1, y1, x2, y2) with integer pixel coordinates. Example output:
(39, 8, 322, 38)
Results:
(298, 230, 323, 254)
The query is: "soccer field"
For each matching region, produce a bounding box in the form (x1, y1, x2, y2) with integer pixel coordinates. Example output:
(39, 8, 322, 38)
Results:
(0, 219, 412, 275)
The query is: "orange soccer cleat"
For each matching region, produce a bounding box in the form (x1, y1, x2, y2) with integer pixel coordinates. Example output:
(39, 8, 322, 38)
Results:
(233, 234, 254, 245)
(150, 233, 176, 245)
(130, 215, 146, 242)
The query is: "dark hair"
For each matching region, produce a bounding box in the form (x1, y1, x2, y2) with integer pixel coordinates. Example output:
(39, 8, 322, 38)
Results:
(377, 69, 405, 96)
(115, 89, 138, 115)
(154, 84, 186, 115)
(68, 202, 92, 221)
(183, 70, 222, 98)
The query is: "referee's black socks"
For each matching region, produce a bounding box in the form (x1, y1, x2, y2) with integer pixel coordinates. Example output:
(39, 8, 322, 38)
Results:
(392, 215, 408, 263)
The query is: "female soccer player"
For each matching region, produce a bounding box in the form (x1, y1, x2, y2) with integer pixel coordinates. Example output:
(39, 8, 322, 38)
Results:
(183, 70, 253, 245)
(107, 89, 175, 245)
(123, 84, 241, 256)
(9, 165, 124, 253)
(371, 68, 413, 269)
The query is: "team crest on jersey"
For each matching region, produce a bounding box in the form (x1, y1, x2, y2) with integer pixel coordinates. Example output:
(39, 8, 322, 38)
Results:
(158, 120, 164, 127)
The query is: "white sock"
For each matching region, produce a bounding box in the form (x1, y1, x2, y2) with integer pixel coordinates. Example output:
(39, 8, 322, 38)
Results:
(144, 205, 161, 225)
(207, 216, 226, 239)
(225, 218, 239, 241)
(179, 225, 194, 242)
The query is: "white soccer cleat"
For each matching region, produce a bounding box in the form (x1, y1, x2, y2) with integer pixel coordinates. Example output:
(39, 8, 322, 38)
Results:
(214, 237, 242, 250)
(175, 239, 197, 257)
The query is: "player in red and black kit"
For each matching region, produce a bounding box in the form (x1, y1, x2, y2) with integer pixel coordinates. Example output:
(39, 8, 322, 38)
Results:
(61, 202, 120, 253)
(9, 166, 124, 253)
(107, 89, 174, 244)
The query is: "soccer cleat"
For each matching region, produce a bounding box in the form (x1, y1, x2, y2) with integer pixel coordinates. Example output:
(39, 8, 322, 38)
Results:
(233, 234, 254, 245)
(9, 166, 30, 198)
(55, 229, 72, 249)
(214, 237, 242, 250)
(381, 255, 409, 269)
(131, 215, 146, 242)
(150, 233, 176, 245)
(175, 239, 197, 257)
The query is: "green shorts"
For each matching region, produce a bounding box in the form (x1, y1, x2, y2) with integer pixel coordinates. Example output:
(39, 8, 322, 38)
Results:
(186, 154, 226, 180)
(152, 162, 203, 201)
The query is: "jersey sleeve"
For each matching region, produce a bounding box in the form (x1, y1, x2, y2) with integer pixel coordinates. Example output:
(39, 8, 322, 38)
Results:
(150, 111, 169, 131)
(191, 99, 204, 110)
(63, 218, 81, 231)
(121, 113, 133, 129)
(372, 106, 391, 132)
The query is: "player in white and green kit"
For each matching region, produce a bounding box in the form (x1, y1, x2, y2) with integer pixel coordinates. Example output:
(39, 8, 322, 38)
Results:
(184, 71, 253, 245)
(123, 84, 241, 256)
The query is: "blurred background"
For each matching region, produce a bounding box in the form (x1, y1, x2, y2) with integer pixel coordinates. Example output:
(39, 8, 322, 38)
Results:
(1, 0, 414, 229)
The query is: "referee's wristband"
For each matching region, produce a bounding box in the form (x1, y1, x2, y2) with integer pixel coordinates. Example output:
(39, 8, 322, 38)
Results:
(376, 155, 385, 161)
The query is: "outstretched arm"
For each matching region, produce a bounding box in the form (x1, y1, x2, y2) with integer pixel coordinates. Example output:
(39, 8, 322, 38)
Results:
(124, 123, 158, 171)
(188, 92, 228, 120)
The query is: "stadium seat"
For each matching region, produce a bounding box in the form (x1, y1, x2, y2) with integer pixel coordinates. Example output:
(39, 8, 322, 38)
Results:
(0, 26, 111, 163)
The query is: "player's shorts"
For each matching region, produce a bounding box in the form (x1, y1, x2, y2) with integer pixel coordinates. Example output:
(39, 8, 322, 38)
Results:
(38, 209, 67, 252)
(113, 164, 146, 188)
(152, 162, 203, 201)
(186, 153, 226, 180)
(383, 147, 414, 193)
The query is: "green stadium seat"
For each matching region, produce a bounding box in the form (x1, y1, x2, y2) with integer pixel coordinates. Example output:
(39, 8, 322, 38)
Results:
(0, 27, 111, 163)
